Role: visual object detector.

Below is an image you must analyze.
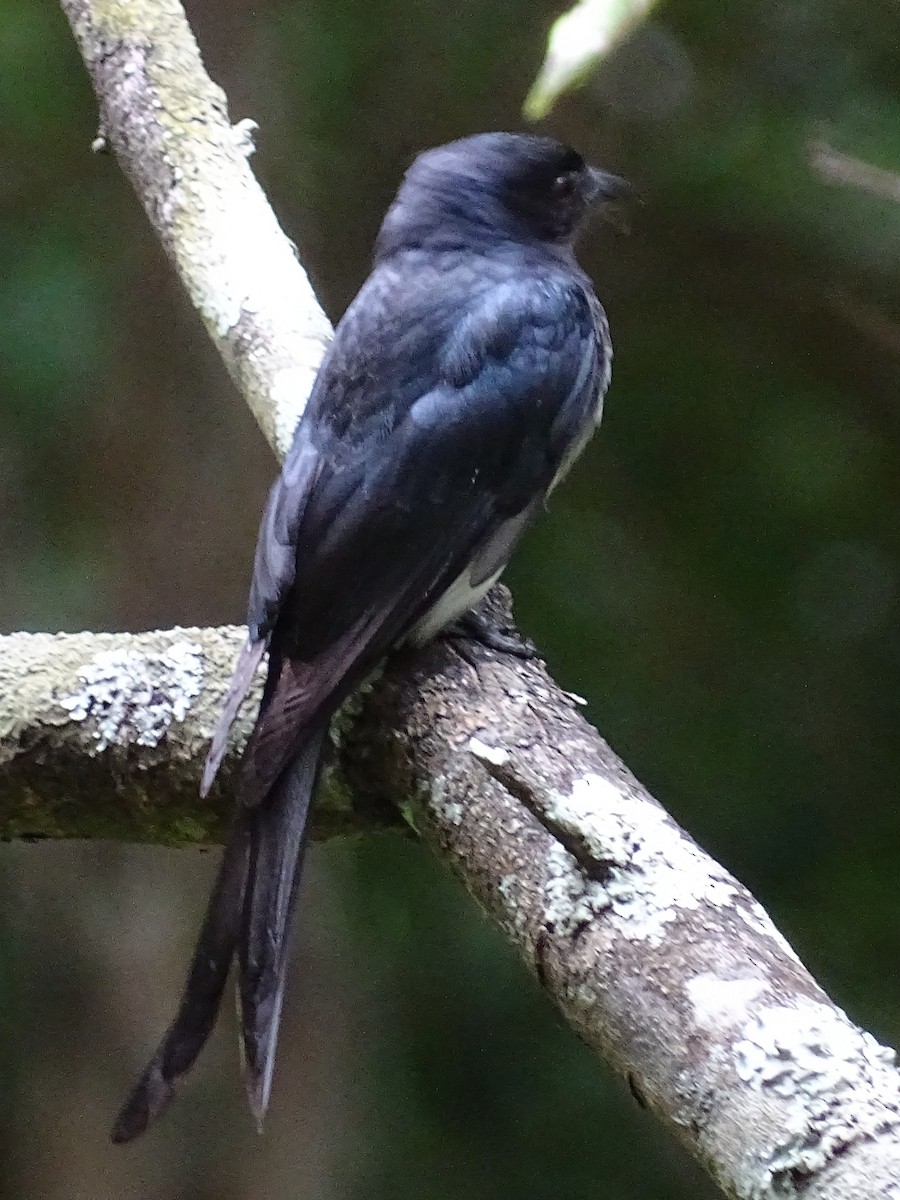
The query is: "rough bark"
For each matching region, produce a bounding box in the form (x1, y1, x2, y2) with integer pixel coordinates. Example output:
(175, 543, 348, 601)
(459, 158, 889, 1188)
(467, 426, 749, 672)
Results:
(358, 590, 900, 1200)
(0, 625, 394, 843)
(20, 0, 900, 1195)
(6, 586, 900, 1196)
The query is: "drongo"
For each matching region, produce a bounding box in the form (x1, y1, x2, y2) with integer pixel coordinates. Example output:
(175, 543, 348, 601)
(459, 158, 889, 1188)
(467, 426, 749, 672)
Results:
(113, 131, 627, 1141)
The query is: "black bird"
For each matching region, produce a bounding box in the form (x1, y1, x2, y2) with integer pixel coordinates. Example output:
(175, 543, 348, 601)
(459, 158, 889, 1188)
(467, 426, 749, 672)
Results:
(113, 131, 626, 1142)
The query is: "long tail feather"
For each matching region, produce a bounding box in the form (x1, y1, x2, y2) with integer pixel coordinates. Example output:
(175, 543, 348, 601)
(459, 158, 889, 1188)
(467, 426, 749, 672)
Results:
(237, 718, 330, 1128)
(201, 638, 267, 798)
(111, 815, 252, 1143)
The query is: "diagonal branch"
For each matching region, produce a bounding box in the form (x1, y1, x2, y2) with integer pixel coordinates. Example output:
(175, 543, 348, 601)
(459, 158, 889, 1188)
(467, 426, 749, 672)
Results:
(19, 0, 900, 1195)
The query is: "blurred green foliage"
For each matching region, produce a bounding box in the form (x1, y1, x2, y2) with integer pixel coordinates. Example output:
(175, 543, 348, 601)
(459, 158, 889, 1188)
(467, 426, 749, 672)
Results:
(2, 0, 900, 1196)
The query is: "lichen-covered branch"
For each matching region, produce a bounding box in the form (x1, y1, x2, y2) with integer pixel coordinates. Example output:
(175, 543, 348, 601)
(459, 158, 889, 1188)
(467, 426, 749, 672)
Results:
(0, 625, 393, 843)
(353, 597, 900, 1200)
(60, 0, 333, 458)
(38, 1, 900, 1195)
(6, 593, 900, 1195)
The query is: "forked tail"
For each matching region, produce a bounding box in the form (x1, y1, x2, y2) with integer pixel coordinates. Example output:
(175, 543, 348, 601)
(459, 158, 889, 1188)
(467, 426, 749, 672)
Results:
(111, 719, 328, 1142)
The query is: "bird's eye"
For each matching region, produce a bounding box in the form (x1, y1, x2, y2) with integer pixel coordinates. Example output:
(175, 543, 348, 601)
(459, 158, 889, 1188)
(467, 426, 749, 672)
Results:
(552, 172, 577, 199)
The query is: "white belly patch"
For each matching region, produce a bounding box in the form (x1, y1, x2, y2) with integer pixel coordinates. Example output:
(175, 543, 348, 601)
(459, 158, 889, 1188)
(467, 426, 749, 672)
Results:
(407, 566, 504, 646)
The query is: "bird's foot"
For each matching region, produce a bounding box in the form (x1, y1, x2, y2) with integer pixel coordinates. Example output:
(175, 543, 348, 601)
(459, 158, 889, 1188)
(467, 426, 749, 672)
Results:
(444, 609, 537, 662)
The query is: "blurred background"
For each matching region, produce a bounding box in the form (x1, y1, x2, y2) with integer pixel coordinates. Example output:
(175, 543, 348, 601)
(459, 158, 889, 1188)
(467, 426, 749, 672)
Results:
(2, 0, 900, 1195)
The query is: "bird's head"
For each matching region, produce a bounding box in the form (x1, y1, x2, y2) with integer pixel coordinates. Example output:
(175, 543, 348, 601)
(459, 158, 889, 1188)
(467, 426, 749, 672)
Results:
(375, 132, 630, 258)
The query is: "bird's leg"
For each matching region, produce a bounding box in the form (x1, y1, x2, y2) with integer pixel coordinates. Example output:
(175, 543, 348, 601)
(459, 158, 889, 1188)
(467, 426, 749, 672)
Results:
(445, 608, 537, 660)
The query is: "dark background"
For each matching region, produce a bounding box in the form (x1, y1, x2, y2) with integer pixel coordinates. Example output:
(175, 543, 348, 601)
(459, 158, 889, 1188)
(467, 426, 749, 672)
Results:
(3, 0, 900, 1196)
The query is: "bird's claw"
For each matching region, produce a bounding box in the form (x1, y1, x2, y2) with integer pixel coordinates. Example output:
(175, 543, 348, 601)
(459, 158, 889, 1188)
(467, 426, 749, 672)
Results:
(444, 609, 537, 661)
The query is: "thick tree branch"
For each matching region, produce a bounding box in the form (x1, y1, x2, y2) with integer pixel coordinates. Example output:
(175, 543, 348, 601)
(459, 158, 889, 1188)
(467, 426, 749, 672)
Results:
(27, 0, 900, 1195)
(5, 592, 900, 1195)
(0, 625, 394, 843)
(359, 596, 900, 1200)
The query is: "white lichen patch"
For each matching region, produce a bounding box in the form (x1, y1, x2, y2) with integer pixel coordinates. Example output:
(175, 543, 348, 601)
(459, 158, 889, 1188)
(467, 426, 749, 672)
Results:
(734, 1000, 900, 1195)
(497, 873, 529, 934)
(230, 117, 259, 157)
(728, 899, 803, 963)
(543, 840, 611, 935)
(467, 737, 510, 767)
(429, 773, 464, 826)
(59, 639, 204, 751)
(542, 773, 741, 945)
(688, 974, 769, 1031)
(735, 1001, 897, 1097)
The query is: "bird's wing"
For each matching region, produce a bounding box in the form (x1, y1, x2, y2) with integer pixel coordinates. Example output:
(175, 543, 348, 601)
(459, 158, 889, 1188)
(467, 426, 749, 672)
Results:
(200, 639, 266, 797)
(238, 270, 607, 806)
(247, 433, 321, 643)
(200, 432, 321, 796)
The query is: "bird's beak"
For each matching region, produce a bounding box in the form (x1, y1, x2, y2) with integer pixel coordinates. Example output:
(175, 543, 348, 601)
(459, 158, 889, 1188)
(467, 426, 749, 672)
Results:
(587, 168, 633, 205)
(587, 167, 636, 233)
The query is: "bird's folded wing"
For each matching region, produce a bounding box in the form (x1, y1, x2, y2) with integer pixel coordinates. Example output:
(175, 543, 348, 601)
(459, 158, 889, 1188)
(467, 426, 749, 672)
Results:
(225, 274, 607, 807)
